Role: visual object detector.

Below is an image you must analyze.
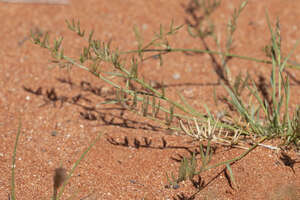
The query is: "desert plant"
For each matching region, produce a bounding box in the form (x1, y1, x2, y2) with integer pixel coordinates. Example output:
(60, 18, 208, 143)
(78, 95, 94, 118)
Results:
(166, 152, 197, 189)
(224, 13, 300, 143)
(30, 0, 300, 193)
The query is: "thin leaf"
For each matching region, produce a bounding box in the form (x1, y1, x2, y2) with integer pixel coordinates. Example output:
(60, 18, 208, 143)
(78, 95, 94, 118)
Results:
(10, 120, 22, 200)
(226, 163, 236, 188)
(56, 132, 102, 200)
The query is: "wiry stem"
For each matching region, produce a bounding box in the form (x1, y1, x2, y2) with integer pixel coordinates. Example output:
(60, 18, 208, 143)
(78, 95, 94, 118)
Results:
(121, 48, 300, 69)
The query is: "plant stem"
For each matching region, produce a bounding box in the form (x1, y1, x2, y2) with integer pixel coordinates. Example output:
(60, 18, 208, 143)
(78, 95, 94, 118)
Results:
(197, 135, 268, 174)
(121, 48, 300, 70)
(56, 132, 102, 200)
(63, 55, 242, 133)
(11, 120, 22, 200)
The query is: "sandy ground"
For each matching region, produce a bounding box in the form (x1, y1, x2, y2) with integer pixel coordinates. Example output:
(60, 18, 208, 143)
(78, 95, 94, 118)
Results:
(1, 0, 300, 199)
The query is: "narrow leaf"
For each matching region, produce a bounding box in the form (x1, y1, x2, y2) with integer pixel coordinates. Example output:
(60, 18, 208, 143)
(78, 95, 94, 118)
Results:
(226, 163, 236, 189)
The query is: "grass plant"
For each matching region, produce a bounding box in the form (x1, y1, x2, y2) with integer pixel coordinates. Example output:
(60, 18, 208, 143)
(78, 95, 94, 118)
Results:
(31, 0, 300, 188)
(8, 0, 299, 198)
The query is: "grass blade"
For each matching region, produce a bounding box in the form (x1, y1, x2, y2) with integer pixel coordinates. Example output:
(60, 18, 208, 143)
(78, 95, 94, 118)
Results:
(10, 120, 22, 200)
(56, 132, 102, 200)
(226, 163, 236, 189)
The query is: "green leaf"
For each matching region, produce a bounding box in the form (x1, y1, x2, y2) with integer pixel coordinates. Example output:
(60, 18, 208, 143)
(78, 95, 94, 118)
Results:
(226, 163, 236, 188)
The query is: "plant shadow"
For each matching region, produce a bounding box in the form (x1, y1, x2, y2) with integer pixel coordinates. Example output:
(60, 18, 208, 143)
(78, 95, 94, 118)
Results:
(23, 77, 163, 132)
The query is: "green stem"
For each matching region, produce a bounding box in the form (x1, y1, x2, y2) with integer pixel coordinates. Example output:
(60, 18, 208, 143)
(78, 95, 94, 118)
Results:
(121, 48, 300, 69)
(196, 136, 268, 174)
(11, 120, 22, 200)
(63, 55, 242, 133)
(56, 132, 102, 200)
(63, 56, 200, 120)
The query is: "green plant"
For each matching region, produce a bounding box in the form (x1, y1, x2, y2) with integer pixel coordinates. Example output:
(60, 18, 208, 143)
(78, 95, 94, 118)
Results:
(225, 13, 300, 142)
(30, 0, 300, 194)
(166, 152, 197, 189)
(185, 0, 300, 146)
(287, 106, 300, 147)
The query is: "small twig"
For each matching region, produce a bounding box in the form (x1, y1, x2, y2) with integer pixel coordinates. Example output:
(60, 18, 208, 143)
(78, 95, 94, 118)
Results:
(0, 0, 69, 4)
(258, 143, 280, 150)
